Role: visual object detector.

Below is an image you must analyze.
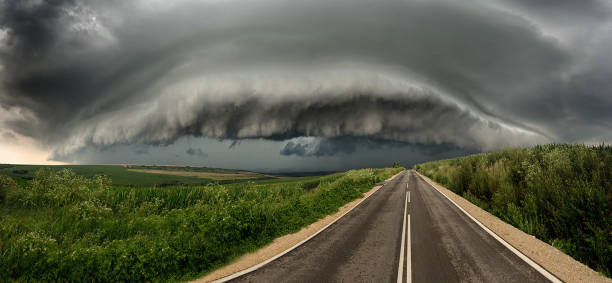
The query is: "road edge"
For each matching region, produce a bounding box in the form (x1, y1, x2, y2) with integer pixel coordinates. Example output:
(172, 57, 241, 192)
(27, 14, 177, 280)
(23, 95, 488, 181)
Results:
(415, 170, 611, 283)
(194, 170, 405, 283)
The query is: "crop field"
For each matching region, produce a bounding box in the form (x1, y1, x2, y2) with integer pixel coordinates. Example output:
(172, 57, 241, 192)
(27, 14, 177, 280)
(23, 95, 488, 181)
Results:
(0, 166, 402, 281)
(415, 144, 612, 277)
(126, 169, 269, 181)
(125, 164, 274, 180)
(124, 165, 251, 174)
(0, 164, 271, 187)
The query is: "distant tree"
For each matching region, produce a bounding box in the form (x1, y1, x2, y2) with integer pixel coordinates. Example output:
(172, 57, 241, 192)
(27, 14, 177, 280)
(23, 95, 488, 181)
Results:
(392, 161, 401, 168)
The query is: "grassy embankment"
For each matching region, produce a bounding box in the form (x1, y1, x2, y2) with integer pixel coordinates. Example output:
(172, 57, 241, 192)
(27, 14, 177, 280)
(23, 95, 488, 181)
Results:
(0, 166, 402, 281)
(415, 144, 611, 277)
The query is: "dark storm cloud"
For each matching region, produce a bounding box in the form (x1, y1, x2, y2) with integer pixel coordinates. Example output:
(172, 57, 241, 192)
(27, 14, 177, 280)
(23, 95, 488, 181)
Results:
(132, 145, 149, 155)
(280, 136, 413, 157)
(507, 0, 611, 20)
(280, 137, 406, 157)
(186, 147, 207, 158)
(0, 0, 611, 166)
(280, 136, 476, 158)
(0, 0, 74, 57)
(49, 84, 547, 160)
(281, 137, 364, 157)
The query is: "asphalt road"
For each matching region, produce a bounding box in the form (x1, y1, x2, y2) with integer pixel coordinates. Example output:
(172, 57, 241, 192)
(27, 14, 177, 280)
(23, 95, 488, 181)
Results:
(229, 170, 551, 283)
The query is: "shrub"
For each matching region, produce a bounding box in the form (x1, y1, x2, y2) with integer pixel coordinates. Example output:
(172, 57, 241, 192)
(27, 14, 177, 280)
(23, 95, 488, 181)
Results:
(415, 144, 612, 277)
(0, 175, 18, 205)
(0, 167, 403, 281)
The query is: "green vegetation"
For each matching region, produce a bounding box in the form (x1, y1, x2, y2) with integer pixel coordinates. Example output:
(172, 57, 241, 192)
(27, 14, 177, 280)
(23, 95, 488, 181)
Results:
(0, 166, 402, 281)
(124, 165, 273, 182)
(125, 165, 248, 174)
(415, 144, 611, 277)
(0, 165, 266, 187)
(246, 174, 340, 185)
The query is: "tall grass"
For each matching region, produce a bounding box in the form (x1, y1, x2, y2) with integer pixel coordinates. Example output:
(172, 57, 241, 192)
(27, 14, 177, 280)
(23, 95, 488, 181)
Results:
(0, 167, 402, 282)
(415, 144, 611, 277)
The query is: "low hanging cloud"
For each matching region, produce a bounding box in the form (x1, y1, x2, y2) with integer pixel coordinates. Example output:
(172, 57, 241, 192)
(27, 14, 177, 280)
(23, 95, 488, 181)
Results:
(281, 137, 364, 157)
(0, 129, 15, 142)
(1, 0, 611, 167)
(280, 136, 478, 160)
(186, 147, 207, 158)
(132, 145, 149, 155)
(48, 70, 548, 159)
(281, 136, 406, 157)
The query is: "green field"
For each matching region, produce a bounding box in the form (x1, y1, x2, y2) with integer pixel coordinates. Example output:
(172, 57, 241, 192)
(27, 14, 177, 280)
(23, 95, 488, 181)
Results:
(415, 144, 611, 277)
(0, 166, 402, 281)
(124, 165, 250, 174)
(0, 164, 272, 187)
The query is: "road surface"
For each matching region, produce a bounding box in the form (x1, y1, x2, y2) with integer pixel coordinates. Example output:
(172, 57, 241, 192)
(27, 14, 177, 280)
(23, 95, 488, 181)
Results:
(228, 170, 551, 283)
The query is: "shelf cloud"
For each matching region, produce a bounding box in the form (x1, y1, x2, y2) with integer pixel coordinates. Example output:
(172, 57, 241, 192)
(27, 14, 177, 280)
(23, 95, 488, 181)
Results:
(1, 0, 611, 168)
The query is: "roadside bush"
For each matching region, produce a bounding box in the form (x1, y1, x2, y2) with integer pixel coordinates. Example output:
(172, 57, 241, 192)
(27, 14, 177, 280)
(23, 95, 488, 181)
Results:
(415, 144, 612, 277)
(0, 166, 403, 281)
(0, 175, 18, 205)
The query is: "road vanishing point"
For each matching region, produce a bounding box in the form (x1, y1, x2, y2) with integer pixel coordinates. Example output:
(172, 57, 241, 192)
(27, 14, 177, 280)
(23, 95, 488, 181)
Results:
(224, 170, 559, 283)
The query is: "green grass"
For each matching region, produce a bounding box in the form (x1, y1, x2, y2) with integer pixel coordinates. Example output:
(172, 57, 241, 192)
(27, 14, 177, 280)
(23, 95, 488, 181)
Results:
(414, 144, 612, 277)
(0, 165, 270, 187)
(0, 166, 403, 282)
(124, 165, 249, 174)
(245, 174, 340, 185)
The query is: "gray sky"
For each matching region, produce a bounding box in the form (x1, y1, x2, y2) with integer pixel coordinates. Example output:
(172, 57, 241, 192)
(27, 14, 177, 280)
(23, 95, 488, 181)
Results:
(0, 0, 611, 171)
